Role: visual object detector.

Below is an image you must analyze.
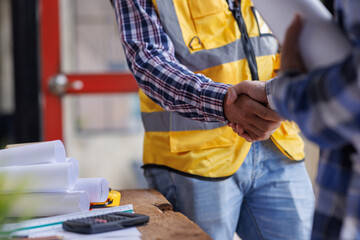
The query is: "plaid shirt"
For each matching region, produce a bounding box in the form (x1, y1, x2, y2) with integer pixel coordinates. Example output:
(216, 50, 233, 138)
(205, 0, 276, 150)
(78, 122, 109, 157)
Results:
(113, 0, 229, 123)
(267, 0, 360, 239)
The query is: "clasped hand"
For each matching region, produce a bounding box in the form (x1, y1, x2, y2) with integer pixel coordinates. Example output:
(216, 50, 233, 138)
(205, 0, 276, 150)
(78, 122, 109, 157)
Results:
(225, 14, 305, 142)
(223, 81, 281, 142)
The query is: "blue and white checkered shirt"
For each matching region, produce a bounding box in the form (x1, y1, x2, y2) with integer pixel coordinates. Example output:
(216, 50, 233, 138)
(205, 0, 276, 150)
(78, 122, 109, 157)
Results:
(267, 0, 360, 239)
(113, 0, 229, 123)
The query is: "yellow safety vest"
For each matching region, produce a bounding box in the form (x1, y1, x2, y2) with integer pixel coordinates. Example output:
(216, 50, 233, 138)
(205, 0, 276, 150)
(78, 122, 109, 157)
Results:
(140, 0, 305, 179)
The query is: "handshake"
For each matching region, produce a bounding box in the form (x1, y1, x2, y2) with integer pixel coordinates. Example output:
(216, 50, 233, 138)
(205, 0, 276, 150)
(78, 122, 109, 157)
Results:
(225, 14, 305, 142)
(224, 80, 282, 143)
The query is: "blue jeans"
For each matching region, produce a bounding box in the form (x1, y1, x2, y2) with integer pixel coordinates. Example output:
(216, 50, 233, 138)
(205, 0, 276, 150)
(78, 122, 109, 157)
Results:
(144, 139, 315, 240)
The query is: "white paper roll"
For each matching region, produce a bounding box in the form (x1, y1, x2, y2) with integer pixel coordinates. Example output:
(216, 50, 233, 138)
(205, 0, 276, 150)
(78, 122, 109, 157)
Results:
(0, 140, 66, 167)
(0, 162, 78, 192)
(251, 0, 352, 70)
(66, 158, 79, 179)
(7, 191, 90, 217)
(73, 178, 109, 202)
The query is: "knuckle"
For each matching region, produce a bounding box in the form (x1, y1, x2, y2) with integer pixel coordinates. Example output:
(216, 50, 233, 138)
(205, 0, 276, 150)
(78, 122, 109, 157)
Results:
(262, 122, 272, 131)
(258, 132, 271, 141)
(261, 109, 271, 119)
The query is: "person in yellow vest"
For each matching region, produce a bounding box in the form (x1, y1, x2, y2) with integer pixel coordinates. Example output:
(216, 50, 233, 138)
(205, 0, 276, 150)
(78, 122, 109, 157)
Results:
(113, 0, 315, 239)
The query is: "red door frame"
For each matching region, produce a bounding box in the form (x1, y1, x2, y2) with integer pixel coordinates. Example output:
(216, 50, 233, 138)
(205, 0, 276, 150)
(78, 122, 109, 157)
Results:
(39, 0, 138, 141)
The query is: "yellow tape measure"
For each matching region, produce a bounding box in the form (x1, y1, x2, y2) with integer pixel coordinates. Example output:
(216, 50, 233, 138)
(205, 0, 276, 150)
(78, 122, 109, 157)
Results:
(90, 189, 121, 209)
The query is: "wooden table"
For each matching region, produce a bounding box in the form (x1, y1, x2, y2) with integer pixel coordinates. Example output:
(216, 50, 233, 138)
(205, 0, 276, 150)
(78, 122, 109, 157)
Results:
(119, 189, 211, 240)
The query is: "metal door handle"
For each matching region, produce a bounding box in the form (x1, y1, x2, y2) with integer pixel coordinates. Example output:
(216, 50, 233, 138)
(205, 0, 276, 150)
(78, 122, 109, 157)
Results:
(48, 74, 84, 96)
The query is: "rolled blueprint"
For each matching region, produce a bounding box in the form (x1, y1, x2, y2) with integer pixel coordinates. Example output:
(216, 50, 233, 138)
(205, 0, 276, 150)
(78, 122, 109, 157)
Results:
(0, 162, 78, 192)
(6, 191, 90, 217)
(251, 0, 352, 70)
(73, 178, 109, 202)
(66, 157, 79, 179)
(0, 140, 66, 167)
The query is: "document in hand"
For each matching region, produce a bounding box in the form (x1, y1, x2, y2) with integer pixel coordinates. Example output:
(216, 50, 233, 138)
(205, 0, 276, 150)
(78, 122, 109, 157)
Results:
(251, 0, 352, 71)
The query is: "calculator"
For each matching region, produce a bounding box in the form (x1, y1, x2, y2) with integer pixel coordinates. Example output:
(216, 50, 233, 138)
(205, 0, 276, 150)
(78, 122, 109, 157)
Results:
(62, 212, 149, 234)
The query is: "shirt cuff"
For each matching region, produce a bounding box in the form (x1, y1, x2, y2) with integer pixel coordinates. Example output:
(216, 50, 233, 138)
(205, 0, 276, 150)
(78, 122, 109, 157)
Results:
(266, 71, 302, 111)
(266, 79, 277, 111)
(201, 82, 230, 123)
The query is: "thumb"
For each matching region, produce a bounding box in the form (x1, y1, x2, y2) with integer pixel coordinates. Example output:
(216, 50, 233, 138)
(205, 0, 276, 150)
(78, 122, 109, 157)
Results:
(283, 13, 303, 53)
(226, 87, 240, 105)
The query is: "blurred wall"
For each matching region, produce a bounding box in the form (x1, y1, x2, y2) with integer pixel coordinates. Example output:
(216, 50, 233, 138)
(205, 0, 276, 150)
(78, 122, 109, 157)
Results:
(0, 0, 15, 148)
(60, 0, 145, 190)
(0, 0, 14, 115)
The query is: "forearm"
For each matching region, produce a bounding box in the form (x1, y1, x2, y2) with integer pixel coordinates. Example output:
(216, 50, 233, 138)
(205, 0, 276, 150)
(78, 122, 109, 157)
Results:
(114, 0, 229, 123)
(266, 54, 360, 148)
(125, 40, 229, 122)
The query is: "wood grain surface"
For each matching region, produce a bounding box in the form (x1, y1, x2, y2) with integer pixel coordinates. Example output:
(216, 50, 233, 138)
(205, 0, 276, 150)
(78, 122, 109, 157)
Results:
(119, 189, 211, 240)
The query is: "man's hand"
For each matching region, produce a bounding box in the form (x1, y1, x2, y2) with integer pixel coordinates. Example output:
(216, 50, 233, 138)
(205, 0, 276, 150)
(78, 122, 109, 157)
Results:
(223, 14, 305, 141)
(280, 13, 305, 73)
(224, 92, 281, 142)
(227, 80, 267, 106)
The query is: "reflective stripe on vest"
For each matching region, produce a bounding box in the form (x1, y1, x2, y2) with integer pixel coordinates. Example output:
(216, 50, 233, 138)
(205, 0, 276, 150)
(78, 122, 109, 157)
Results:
(142, 112, 225, 132)
(155, 0, 278, 72)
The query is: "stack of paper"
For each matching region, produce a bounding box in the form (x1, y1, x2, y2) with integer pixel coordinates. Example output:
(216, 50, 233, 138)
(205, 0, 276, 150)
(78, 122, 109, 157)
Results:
(0, 140, 109, 217)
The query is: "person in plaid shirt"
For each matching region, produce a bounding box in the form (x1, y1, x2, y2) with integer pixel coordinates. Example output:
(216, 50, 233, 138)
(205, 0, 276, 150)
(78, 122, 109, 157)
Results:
(228, 0, 360, 239)
(112, 0, 315, 239)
